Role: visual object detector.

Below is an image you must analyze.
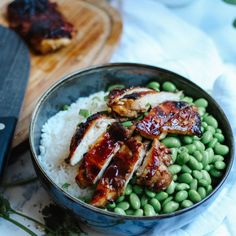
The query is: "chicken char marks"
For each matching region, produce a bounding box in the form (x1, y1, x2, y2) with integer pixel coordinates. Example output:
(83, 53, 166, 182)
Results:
(7, 0, 74, 53)
(90, 136, 146, 208)
(76, 123, 131, 188)
(107, 87, 181, 118)
(136, 139, 172, 190)
(136, 101, 201, 139)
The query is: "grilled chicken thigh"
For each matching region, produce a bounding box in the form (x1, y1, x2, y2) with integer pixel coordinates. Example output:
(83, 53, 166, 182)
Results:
(136, 139, 172, 190)
(7, 0, 74, 54)
(67, 112, 115, 166)
(76, 123, 131, 188)
(107, 87, 181, 118)
(136, 101, 201, 139)
(90, 136, 146, 208)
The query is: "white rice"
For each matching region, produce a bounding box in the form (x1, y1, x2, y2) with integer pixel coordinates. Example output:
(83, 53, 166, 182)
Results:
(38, 91, 108, 199)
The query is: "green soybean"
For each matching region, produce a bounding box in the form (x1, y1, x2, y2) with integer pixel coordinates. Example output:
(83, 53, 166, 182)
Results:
(182, 136, 193, 144)
(204, 116, 218, 128)
(149, 198, 161, 212)
(182, 96, 193, 104)
(198, 179, 209, 187)
(201, 170, 212, 184)
(216, 128, 222, 134)
(107, 84, 125, 92)
(162, 196, 173, 207)
(156, 192, 168, 201)
(178, 173, 193, 184)
(116, 195, 125, 203)
(193, 151, 203, 162)
(162, 81, 176, 92)
(198, 187, 207, 199)
(166, 181, 176, 195)
(176, 183, 190, 191)
(181, 165, 192, 174)
(192, 170, 203, 180)
(201, 151, 209, 168)
(171, 148, 178, 163)
(214, 161, 226, 170)
(193, 141, 205, 151)
(201, 131, 213, 144)
(168, 164, 182, 175)
(121, 121, 133, 127)
(185, 144, 197, 154)
(213, 155, 224, 162)
(208, 138, 218, 148)
(114, 207, 126, 215)
(214, 143, 229, 156)
(133, 209, 144, 216)
(147, 81, 160, 91)
(141, 195, 149, 207)
(206, 185, 213, 194)
(194, 98, 208, 108)
(117, 202, 130, 210)
(206, 126, 215, 134)
(177, 152, 190, 165)
(206, 148, 214, 163)
(130, 193, 141, 210)
(188, 190, 202, 203)
(162, 137, 181, 148)
(145, 189, 156, 198)
(133, 185, 143, 195)
(188, 156, 201, 170)
(125, 184, 132, 195)
(198, 107, 206, 116)
(175, 190, 188, 202)
(202, 122, 208, 128)
(163, 201, 179, 214)
(181, 200, 193, 208)
(214, 133, 225, 143)
(126, 209, 134, 215)
(144, 204, 156, 216)
(209, 168, 222, 178)
(107, 202, 116, 209)
(190, 179, 198, 190)
(173, 175, 178, 181)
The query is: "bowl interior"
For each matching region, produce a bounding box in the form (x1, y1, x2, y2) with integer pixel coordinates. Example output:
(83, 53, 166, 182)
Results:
(30, 63, 234, 218)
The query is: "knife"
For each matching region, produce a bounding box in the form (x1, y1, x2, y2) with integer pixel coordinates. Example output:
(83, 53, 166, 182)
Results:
(0, 25, 30, 178)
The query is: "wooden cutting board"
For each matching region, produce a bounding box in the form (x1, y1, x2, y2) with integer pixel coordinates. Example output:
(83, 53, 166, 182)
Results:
(0, 0, 122, 148)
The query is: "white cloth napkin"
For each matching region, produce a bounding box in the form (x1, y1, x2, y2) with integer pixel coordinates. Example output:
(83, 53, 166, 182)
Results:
(110, 1, 236, 235)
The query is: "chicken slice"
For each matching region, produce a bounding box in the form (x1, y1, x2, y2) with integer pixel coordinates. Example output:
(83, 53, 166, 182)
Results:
(136, 139, 172, 190)
(107, 87, 181, 118)
(90, 136, 146, 208)
(67, 112, 115, 166)
(76, 123, 131, 188)
(136, 101, 201, 139)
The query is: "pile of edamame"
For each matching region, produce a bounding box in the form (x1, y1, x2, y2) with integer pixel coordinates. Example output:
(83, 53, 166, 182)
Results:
(106, 81, 229, 216)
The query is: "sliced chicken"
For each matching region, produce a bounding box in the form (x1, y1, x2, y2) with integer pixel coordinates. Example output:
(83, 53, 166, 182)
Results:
(90, 136, 146, 208)
(136, 101, 201, 139)
(136, 139, 172, 190)
(67, 112, 115, 166)
(107, 87, 181, 118)
(76, 123, 131, 188)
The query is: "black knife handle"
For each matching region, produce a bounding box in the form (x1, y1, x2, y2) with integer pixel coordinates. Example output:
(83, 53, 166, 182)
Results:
(0, 117, 17, 179)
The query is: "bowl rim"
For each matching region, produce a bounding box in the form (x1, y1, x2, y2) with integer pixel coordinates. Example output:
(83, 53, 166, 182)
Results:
(29, 62, 235, 220)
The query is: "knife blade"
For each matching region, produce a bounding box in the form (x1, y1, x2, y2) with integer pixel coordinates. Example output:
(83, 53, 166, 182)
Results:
(0, 25, 30, 178)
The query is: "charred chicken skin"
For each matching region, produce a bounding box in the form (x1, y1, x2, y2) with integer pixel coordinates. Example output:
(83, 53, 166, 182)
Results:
(7, 0, 74, 54)
(136, 101, 201, 139)
(136, 139, 172, 190)
(90, 136, 146, 208)
(107, 87, 181, 118)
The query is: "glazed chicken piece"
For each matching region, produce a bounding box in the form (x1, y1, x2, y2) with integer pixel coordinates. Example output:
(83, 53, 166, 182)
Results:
(136, 101, 201, 139)
(107, 87, 181, 118)
(7, 0, 74, 54)
(67, 112, 115, 166)
(90, 136, 146, 208)
(136, 139, 172, 190)
(76, 123, 132, 188)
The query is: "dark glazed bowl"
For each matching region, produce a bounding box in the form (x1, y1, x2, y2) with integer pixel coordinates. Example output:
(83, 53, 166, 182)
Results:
(29, 63, 234, 236)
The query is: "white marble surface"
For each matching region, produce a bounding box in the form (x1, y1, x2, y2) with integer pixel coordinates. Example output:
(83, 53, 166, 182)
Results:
(1, 0, 236, 235)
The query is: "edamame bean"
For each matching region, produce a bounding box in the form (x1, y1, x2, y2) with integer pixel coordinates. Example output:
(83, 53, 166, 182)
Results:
(193, 151, 203, 162)
(145, 188, 156, 198)
(176, 183, 190, 191)
(204, 116, 218, 128)
(216, 128, 222, 134)
(190, 179, 198, 190)
(122, 121, 133, 127)
(182, 136, 193, 144)
(107, 202, 116, 209)
(209, 168, 222, 178)
(204, 165, 211, 171)
(206, 148, 214, 163)
(147, 81, 160, 91)
(181, 165, 192, 174)
(168, 164, 182, 175)
(117, 202, 130, 210)
(192, 170, 203, 180)
(193, 141, 205, 151)
(175, 190, 188, 202)
(198, 179, 208, 187)
(213, 155, 224, 162)
(208, 138, 218, 148)
(206, 126, 215, 134)
(163, 201, 179, 214)
(162, 196, 173, 207)
(194, 98, 208, 108)
(141, 195, 148, 207)
(185, 144, 197, 154)
(130, 193, 141, 210)
(144, 204, 156, 216)
(162, 81, 176, 92)
(188, 156, 201, 170)
(177, 152, 190, 165)
(181, 200, 193, 208)
(198, 187, 206, 199)
(178, 173, 193, 184)
(182, 96, 193, 104)
(214, 161, 226, 170)
(116, 195, 125, 203)
(107, 84, 125, 92)
(134, 209, 144, 216)
(198, 107, 206, 116)
(201, 170, 212, 184)
(125, 184, 132, 195)
(214, 133, 225, 143)
(166, 181, 176, 195)
(114, 207, 126, 215)
(162, 137, 181, 148)
(206, 185, 213, 194)
(173, 175, 178, 181)
(214, 143, 229, 156)
(126, 209, 134, 215)
(201, 131, 213, 144)
(202, 122, 208, 128)
(133, 185, 143, 195)
(149, 198, 161, 212)
(171, 148, 178, 163)
(156, 192, 168, 201)
(188, 190, 202, 203)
